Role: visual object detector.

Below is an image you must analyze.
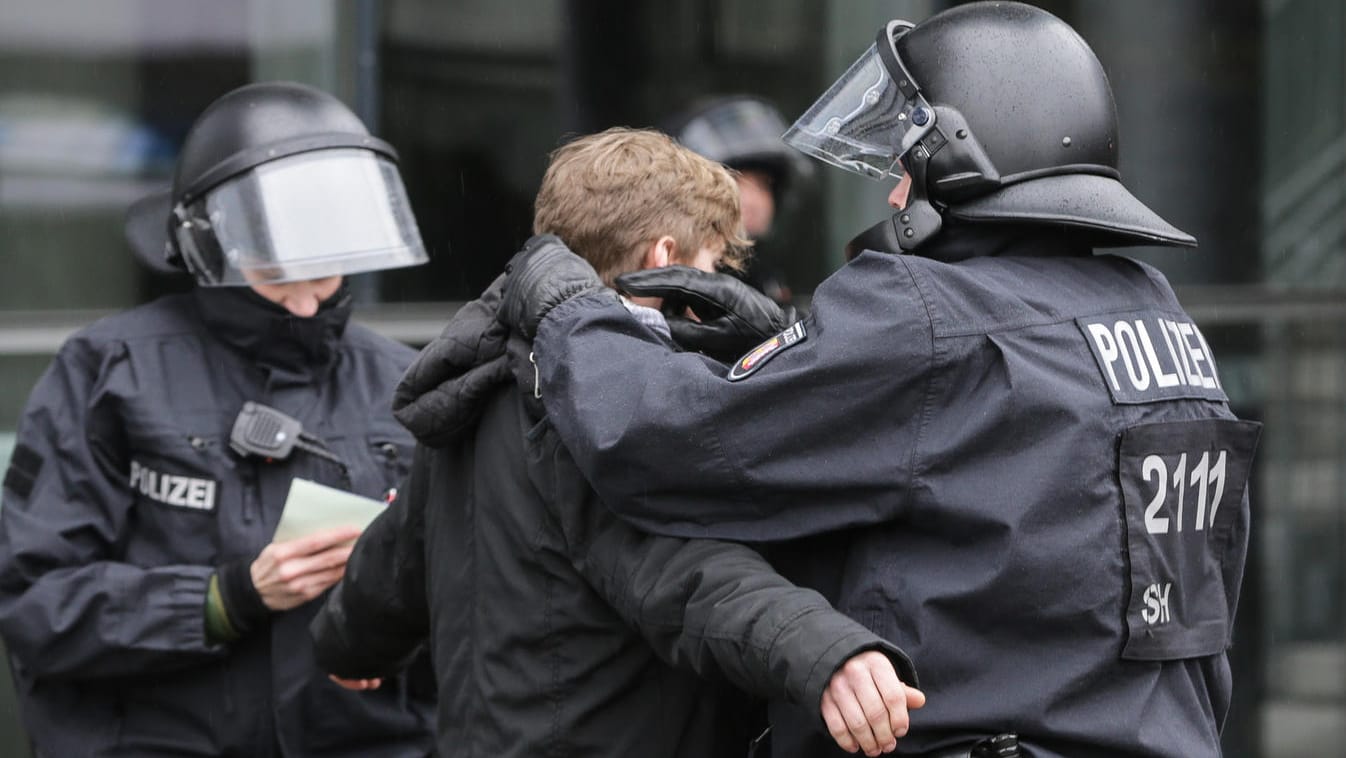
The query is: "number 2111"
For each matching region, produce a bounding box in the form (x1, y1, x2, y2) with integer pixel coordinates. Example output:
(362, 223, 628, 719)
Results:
(1142, 450, 1228, 534)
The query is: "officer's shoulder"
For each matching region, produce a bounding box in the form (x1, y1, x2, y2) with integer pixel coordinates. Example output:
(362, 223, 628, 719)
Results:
(1090, 252, 1184, 305)
(65, 295, 200, 351)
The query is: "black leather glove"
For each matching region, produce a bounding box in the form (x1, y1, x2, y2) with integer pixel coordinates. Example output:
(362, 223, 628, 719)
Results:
(498, 234, 609, 340)
(616, 266, 798, 362)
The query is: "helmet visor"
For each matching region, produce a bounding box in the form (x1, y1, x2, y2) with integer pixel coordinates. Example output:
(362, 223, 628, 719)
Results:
(782, 23, 935, 181)
(174, 148, 427, 286)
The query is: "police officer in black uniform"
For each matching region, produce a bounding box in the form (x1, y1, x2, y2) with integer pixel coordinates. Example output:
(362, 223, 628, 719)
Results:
(664, 96, 814, 304)
(496, 3, 1261, 757)
(0, 82, 435, 757)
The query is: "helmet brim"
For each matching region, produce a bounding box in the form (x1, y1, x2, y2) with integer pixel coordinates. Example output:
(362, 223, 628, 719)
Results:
(173, 149, 427, 286)
(946, 173, 1196, 248)
(123, 188, 183, 274)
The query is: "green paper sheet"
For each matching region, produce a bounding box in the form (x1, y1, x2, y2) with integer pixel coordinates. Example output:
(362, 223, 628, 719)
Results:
(272, 478, 386, 543)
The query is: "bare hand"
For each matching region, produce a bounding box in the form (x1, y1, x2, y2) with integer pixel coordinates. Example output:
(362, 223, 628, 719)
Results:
(250, 525, 364, 611)
(330, 674, 383, 691)
(821, 650, 927, 756)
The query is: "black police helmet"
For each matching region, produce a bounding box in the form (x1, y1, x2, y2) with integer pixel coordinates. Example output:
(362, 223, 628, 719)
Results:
(126, 81, 426, 284)
(170, 81, 392, 209)
(665, 95, 813, 207)
(786, 1, 1195, 251)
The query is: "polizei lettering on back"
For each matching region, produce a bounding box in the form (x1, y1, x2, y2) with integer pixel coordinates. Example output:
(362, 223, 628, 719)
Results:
(129, 460, 218, 511)
(1077, 312, 1228, 404)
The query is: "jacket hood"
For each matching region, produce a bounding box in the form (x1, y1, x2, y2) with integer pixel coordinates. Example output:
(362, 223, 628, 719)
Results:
(393, 274, 515, 448)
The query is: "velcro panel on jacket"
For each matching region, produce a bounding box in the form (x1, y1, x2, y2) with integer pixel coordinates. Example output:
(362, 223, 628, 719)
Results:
(3, 443, 42, 499)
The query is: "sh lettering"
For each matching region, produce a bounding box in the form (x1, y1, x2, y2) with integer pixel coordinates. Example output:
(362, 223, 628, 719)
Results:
(1142, 582, 1172, 625)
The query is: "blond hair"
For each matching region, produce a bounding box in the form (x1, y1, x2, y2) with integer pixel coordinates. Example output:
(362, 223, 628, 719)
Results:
(533, 127, 751, 285)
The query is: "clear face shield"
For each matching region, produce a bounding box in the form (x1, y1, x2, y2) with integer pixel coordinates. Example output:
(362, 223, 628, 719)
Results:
(782, 20, 936, 181)
(172, 148, 428, 286)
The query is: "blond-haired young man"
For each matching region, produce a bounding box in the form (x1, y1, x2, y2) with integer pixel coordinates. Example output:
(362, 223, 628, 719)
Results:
(312, 128, 922, 758)
(535, 126, 749, 280)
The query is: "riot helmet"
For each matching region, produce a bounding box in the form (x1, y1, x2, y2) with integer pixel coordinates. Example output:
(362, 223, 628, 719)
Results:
(128, 81, 427, 285)
(783, 1, 1195, 251)
(666, 95, 814, 211)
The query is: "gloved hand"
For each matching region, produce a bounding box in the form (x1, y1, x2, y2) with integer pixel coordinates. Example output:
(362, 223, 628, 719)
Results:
(616, 266, 798, 362)
(498, 234, 608, 340)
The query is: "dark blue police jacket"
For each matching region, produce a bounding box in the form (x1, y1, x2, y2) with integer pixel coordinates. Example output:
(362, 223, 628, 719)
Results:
(0, 290, 433, 757)
(533, 232, 1260, 758)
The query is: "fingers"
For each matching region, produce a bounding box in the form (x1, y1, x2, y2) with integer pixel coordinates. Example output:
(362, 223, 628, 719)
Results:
(615, 266, 707, 295)
(615, 267, 726, 311)
(866, 652, 913, 739)
(823, 650, 926, 757)
(835, 678, 884, 755)
(253, 542, 353, 610)
(292, 564, 348, 598)
(329, 675, 383, 691)
(665, 317, 713, 344)
(821, 690, 860, 754)
(270, 543, 354, 585)
(826, 662, 886, 756)
(272, 565, 346, 610)
(270, 525, 364, 560)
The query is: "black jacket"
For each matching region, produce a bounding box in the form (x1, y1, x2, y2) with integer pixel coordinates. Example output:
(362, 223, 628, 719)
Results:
(0, 288, 434, 757)
(310, 281, 914, 758)
(530, 231, 1261, 758)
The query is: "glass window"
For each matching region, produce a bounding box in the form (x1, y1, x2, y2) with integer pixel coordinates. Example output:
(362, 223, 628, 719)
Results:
(0, 0, 353, 450)
(2, 1, 1345, 755)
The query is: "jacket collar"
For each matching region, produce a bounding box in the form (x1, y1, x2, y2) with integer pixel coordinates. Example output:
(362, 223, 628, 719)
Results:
(847, 215, 1093, 263)
(192, 283, 352, 388)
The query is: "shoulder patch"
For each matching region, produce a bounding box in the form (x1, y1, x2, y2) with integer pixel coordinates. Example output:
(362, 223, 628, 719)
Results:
(2, 443, 43, 499)
(728, 322, 807, 382)
(1117, 418, 1260, 660)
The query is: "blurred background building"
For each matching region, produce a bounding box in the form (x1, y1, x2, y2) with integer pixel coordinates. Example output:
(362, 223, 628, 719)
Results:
(0, 1, 1340, 755)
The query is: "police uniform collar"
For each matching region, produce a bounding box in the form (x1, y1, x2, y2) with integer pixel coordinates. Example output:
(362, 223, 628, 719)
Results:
(846, 215, 1091, 263)
(192, 283, 352, 386)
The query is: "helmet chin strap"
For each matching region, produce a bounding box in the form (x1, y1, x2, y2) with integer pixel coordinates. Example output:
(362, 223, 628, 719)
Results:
(844, 214, 901, 259)
(894, 145, 943, 251)
(844, 146, 944, 258)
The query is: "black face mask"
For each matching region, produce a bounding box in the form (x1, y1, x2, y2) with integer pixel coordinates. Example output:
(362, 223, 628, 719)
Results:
(193, 282, 353, 386)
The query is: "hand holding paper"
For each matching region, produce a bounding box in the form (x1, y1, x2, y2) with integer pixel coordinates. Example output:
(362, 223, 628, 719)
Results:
(246, 479, 388, 611)
(273, 478, 387, 543)
(251, 525, 362, 611)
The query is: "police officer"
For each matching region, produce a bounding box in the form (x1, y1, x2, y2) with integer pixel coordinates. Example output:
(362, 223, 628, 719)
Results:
(664, 95, 813, 304)
(496, 3, 1261, 757)
(0, 81, 435, 757)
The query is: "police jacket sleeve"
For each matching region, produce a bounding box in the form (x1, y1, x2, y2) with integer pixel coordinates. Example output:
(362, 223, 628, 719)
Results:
(310, 448, 429, 679)
(533, 253, 934, 542)
(532, 423, 918, 710)
(0, 338, 222, 679)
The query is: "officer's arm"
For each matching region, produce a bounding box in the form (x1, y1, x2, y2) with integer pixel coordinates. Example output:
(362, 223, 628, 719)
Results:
(587, 519, 919, 711)
(0, 339, 223, 679)
(535, 422, 918, 713)
(310, 447, 431, 679)
(534, 254, 933, 543)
